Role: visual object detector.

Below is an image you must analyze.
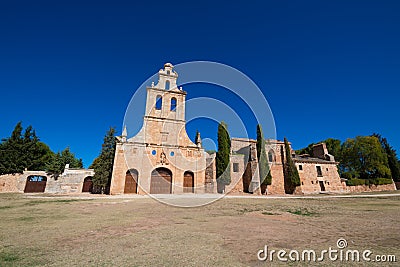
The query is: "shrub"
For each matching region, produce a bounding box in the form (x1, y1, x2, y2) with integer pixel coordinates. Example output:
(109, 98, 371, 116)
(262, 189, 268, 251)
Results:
(346, 178, 393, 186)
(346, 178, 366, 186)
(371, 178, 393, 185)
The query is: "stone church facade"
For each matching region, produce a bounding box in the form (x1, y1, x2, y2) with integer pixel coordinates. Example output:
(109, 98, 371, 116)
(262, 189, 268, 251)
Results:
(109, 63, 350, 195)
(110, 63, 207, 195)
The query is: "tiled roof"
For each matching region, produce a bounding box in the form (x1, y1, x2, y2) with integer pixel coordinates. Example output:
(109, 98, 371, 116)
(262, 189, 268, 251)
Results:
(292, 154, 337, 164)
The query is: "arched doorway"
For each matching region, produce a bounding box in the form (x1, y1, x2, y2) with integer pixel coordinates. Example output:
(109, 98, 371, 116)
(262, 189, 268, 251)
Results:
(24, 175, 47, 193)
(124, 169, 138, 194)
(150, 167, 172, 194)
(183, 171, 194, 193)
(82, 176, 93, 193)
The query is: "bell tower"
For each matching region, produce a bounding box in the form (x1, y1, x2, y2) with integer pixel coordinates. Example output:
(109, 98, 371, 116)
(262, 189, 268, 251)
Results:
(144, 63, 186, 122)
(143, 63, 188, 146)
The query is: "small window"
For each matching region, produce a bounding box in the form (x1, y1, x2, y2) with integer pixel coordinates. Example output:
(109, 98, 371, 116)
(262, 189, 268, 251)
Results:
(165, 80, 170, 90)
(316, 166, 323, 177)
(155, 95, 162, 110)
(167, 70, 170, 75)
(298, 165, 303, 171)
(170, 97, 177, 111)
(326, 168, 329, 171)
(27, 175, 47, 182)
(233, 163, 239, 172)
(152, 150, 156, 155)
(268, 150, 274, 162)
(327, 182, 330, 185)
(301, 182, 304, 185)
(311, 181, 314, 184)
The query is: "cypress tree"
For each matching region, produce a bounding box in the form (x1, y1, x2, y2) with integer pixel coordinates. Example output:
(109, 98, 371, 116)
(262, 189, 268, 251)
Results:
(216, 122, 231, 191)
(283, 137, 301, 194)
(256, 124, 272, 186)
(91, 127, 116, 194)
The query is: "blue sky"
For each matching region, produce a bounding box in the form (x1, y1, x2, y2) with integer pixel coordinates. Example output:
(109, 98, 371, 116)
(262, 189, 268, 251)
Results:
(1, 0, 399, 167)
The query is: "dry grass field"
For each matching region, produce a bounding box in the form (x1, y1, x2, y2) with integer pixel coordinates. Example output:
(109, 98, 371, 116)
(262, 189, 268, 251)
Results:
(0, 193, 399, 266)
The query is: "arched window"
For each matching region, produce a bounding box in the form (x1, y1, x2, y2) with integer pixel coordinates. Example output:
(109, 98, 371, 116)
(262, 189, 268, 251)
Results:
(170, 97, 177, 111)
(155, 95, 162, 110)
(268, 150, 275, 162)
(165, 80, 170, 90)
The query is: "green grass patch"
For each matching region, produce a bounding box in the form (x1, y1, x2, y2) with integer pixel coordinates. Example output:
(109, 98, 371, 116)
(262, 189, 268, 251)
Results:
(24, 200, 49, 206)
(52, 199, 87, 203)
(17, 216, 35, 222)
(23, 198, 91, 206)
(238, 207, 263, 214)
(286, 208, 316, 217)
(0, 251, 20, 263)
(0, 205, 14, 210)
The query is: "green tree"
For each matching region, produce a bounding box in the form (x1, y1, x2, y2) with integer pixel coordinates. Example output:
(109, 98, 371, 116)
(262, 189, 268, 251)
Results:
(0, 122, 54, 174)
(372, 133, 400, 182)
(0, 122, 24, 174)
(324, 138, 342, 158)
(90, 127, 116, 194)
(283, 137, 301, 194)
(256, 125, 272, 186)
(341, 136, 391, 179)
(45, 147, 83, 175)
(216, 122, 231, 192)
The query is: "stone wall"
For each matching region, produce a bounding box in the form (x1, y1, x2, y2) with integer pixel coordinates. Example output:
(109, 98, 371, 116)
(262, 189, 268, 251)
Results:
(0, 173, 23, 193)
(347, 183, 396, 193)
(205, 154, 217, 193)
(0, 168, 94, 194)
(46, 168, 94, 194)
(267, 163, 285, 195)
(228, 154, 247, 194)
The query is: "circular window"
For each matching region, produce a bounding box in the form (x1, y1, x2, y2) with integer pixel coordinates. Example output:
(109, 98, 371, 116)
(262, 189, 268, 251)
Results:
(152, 150, 156, 155)
(170, 151, 174, 156)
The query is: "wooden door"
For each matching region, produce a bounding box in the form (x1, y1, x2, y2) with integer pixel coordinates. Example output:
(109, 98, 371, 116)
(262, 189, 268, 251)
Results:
(24, 176, 47, 193)
(124, 170, 138, 194)
(82, 177, 93, 192)
(150, 168, 172, 194)
(183, 171, 194, 193)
